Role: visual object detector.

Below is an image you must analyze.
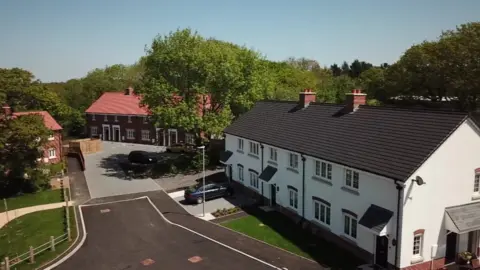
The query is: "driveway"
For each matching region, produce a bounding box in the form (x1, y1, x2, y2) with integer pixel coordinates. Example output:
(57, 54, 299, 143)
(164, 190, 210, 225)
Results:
(83, 141, 164, 198)
(55, 198, 275, 270)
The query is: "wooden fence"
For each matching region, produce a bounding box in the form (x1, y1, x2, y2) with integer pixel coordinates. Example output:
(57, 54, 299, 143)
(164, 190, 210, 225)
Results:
(67, 146, 85, 171)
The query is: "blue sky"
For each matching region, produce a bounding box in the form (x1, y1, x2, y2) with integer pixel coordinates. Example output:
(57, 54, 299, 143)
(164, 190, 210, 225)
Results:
(1, 0, 479, 82)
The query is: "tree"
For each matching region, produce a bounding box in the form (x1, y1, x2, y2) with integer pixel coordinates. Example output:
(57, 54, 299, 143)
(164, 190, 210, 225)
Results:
(341, 61, 350, 76)
(140, 28, 273, 139)
(330, 64, 342, 77)
(359, 67, 387, 102)
(0, 114, 51, 196)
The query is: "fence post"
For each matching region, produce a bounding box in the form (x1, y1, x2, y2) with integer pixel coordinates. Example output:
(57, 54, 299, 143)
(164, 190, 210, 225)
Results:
(50, 236, 55, 251)
(4, 257, 9, 270)
(67, 227, 71, 242)
(29, 246, 34, 263)
(63, 187, 71, 241)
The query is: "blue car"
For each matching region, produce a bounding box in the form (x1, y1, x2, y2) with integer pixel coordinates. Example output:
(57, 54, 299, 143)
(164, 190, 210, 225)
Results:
(184, 183, 234, 204)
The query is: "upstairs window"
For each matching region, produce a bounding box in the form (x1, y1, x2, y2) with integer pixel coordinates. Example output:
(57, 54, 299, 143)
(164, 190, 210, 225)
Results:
(288, 153, 298, 169)
(238, 138, 244, 151)
(92, 114, 96, 121)
(269, 148, 277, 162)
(315, 160, 332, 180)
(345, 169, 359, 189)
(127, 116, 132, 123)
(104, 115, 108, 122)
(143, 116, 148, 124)
(114, 115, 118, 122)
(249, 142, 259, 156)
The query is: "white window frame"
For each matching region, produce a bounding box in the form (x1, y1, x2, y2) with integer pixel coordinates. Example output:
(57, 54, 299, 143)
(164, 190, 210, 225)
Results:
(128, 116, 132, 123)
(91, 126, 98, 136)
(126, 129, 135, 140)
(237, 165, 244, 181)
(114, 115, 118, 122)
(315, 160, 332, 180)
(48, 134, 55, 141)
(48, 148, 56, 159)
(413, 233, 423, 257)
(238, 138, 244, 151)
(288, 153, 299, 169)
(289, 189, 298, 209)
(345, 169, 359, 190)
(313, 200, 331, 226)
(343, 213, 357, 239)
(185, 133, 195, 145)
(269, 148, 277, 162)
(143, 116, 148, 124)
(249, 141, 259, 156)
(141, 130, 150, 141)
(249, 171, 259, 189)
(92, 114, 96, 121)
(104, 114, 108, 122)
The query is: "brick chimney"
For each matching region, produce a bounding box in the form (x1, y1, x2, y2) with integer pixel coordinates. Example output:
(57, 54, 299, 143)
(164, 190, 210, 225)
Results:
(2, 104, 12, 116)
(299, 89, 316, 108)
(125, 87, 134, 95)
(345, 89, 367, 112)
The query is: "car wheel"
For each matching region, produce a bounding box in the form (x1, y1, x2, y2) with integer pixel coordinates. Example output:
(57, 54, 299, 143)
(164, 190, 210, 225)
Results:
(197, 197, 203, 204)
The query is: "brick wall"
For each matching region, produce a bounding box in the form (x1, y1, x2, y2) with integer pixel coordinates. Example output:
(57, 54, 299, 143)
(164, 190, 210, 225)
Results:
(400, 257, 445, 270)
(42, 131, 62, 164)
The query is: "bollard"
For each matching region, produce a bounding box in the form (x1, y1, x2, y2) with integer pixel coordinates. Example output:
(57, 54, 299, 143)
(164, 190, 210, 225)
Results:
(4, 257, 10, 270)
(50, 236, 55, 251)
(67, 227, 72, 242)
(29, 246, 34, 263)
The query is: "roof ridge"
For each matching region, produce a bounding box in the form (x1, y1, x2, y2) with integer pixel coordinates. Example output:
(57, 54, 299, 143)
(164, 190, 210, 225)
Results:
(360, 105, 468, 115)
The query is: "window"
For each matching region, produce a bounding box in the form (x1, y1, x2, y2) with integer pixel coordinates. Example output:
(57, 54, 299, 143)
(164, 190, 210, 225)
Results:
(104, 115, 108, 122)
(114, 115, 118, 122)
(126, 129, 135, 139)
(238, 138, 244, 151)
(48, 134, 55, 141)
(474, 174, 480, 193)
(249, 142, 259, 156)
(270, 148, 277, 162)
(92, 114, 96, 121)
(141, 130, 150, 141)
(185, 133, 195, 145)
(91, 126, 98, 136)
(48, 148, 56, 159)
(289, 189, 298, 209)
(345, 169, 359, 189)
(128, 116, 132, 123)
(314, 200, 331, 226)
(237, 165, 244, 181)
(250, 171, 259, 188)
(143, 116, 148, 124)
(315, 161, 332, 180)
(343, 213, 357, 239)
(413, 234, 423, 256)
(288, 153, 298, 169)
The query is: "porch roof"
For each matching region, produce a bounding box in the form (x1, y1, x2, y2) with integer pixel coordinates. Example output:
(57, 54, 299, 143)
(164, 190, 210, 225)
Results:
(259, 166, 277, 182)
(219, 150, 233, 164)
(445, 202, 480, 234)
(358, 204, 394, 235)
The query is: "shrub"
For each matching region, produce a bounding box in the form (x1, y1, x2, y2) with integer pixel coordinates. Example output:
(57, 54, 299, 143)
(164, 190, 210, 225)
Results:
(191, 151, 210, 172)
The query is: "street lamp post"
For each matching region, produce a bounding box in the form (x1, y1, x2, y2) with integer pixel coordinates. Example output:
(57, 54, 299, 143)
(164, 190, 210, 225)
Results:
(197, 145, 206, 217)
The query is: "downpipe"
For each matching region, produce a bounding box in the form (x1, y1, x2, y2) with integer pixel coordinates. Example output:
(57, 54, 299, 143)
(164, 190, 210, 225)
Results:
(394, 181, 404, 270)
(301, 155, 306, 218)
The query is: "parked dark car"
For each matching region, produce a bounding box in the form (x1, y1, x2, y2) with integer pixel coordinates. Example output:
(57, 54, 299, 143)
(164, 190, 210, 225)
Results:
(128, 151, 158, 164)
(184, 183, 234, 204)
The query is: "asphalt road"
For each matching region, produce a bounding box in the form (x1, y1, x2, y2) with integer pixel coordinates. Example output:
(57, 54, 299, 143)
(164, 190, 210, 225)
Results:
(55, 198, 275, 270)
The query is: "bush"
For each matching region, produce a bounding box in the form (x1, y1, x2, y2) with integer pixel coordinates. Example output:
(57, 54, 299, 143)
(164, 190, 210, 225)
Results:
(191, 151, 210, 172)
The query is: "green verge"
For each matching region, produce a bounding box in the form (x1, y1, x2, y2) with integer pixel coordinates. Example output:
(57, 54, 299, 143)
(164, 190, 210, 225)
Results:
(1, 189, 65, 213)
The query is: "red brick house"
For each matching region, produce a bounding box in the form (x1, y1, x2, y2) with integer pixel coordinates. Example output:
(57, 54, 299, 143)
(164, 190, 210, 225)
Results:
(85, 87, 207, 146)
(1, 104, 63, 164)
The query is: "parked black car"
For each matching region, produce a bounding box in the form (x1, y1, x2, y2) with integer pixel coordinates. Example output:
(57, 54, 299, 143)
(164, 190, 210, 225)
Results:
(184, 183, 234, 204)
(128, 151, 158, 164)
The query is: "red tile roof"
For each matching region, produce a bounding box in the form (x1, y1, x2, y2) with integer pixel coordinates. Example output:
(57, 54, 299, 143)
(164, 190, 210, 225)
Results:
(13, 111, 63, 131)
(85, 92, 150, 115)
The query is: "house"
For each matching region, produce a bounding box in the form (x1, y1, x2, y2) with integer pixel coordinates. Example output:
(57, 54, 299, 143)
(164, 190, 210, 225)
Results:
(1, 104, 63, 164)
(220, 89, 480, 270)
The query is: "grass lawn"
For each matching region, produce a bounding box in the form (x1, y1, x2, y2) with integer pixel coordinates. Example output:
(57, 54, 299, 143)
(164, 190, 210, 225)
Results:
(1, 189, 65, 213)
(221, 211, 364, 269)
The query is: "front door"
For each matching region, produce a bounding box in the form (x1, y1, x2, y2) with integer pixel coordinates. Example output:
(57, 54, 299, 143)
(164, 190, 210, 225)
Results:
(446, 231, 458, 264)
(156, 129, 164, 146)
(169, 129, 178, 146)
(228, 165, 233, 183)
(113, 128, 120, 142)
(375, 236, 388, 267)
(103, 126, 110, 141)
(270, 184, 276, 206)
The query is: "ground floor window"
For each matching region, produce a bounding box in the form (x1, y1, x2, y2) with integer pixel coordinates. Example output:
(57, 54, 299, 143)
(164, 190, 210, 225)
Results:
(141, 130, 150, 141)
(289, 189, 298, 209)
(249, 171, 259, 188)
(314, 201, 331, 226)
(48, 148, 56, 159)
(343, 213, 357, 239)
(126, 129, 135, 140)
(413, 233, 423, 256)
(237, 165, 244, 181)
(185, 133, 195, 145)
(91, 126, 98, 136)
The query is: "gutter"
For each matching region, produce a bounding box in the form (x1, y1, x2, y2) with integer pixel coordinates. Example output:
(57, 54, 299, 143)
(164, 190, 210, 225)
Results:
(301, 155, 306, 218)
(394, 180, 404, 269)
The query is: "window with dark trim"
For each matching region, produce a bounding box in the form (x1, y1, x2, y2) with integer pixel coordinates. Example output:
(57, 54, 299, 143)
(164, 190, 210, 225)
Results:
(342, 209, 357, 239)
(313, 197, 331, 226)
(249, 169, 259, 188)
(287, 186, 298, 209)
(237, 164, 244, 181)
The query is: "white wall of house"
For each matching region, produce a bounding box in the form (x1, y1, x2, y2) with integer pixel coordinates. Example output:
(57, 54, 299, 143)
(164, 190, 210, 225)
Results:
(225, 133, 399, 265)
(399, 119, 480, 268)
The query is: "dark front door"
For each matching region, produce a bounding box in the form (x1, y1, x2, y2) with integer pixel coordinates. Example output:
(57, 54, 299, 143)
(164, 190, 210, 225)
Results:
(270, 184, 276, 206)
(446, 231, 458, 263)
(157, 129, 164, 146)
(228, 165, 233, 182)
(103, 127, 110, 141)
(114, 129, 120, 142)
(375, 236, 388, 267)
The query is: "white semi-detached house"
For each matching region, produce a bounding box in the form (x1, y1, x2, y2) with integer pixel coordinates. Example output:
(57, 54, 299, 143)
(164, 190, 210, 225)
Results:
(220, 89, 480, 270)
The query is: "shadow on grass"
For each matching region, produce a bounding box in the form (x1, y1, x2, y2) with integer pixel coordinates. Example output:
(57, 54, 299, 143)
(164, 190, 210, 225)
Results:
(234, 206, 367, 269)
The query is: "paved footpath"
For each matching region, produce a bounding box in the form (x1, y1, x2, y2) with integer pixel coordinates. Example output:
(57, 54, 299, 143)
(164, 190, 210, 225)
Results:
(0, 201, 73, 228)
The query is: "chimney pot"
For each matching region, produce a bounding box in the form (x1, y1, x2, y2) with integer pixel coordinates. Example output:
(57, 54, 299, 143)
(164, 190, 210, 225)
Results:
(2, 104, 12, 116)
(125, 87, 134, 95)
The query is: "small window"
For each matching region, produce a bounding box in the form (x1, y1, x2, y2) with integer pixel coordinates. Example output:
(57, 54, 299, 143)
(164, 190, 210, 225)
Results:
(141, 130, 150, 141)
(343, 213, 357, 239)
(237, 165, 244, 181)
(114, 115, 118, 122)
(314, 201, 331, 226)
(249, 142, 259, 156)
(289, 189, 298, 209)
(48, 148, 56, 159)
(474, 174, 480, 193)
(185, 133, 195, 145)
(288, 153, 298, 169)
(238, 138, 244, 151)
(249, 171, 259, 188)
(269, 148, 277, 162)
(143, 116, 148, 124)
(128, 116, 132, 123)
(315, 160, 332, 180)
(104, 115, 108, 122)
(345, 169, 359, 189)
(91, 126, 98, 136)
(126, 129, 135, 139)
(48, 134, 55, 141)
(413, 234, 423, 256)
(92, 114, 96, 121)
